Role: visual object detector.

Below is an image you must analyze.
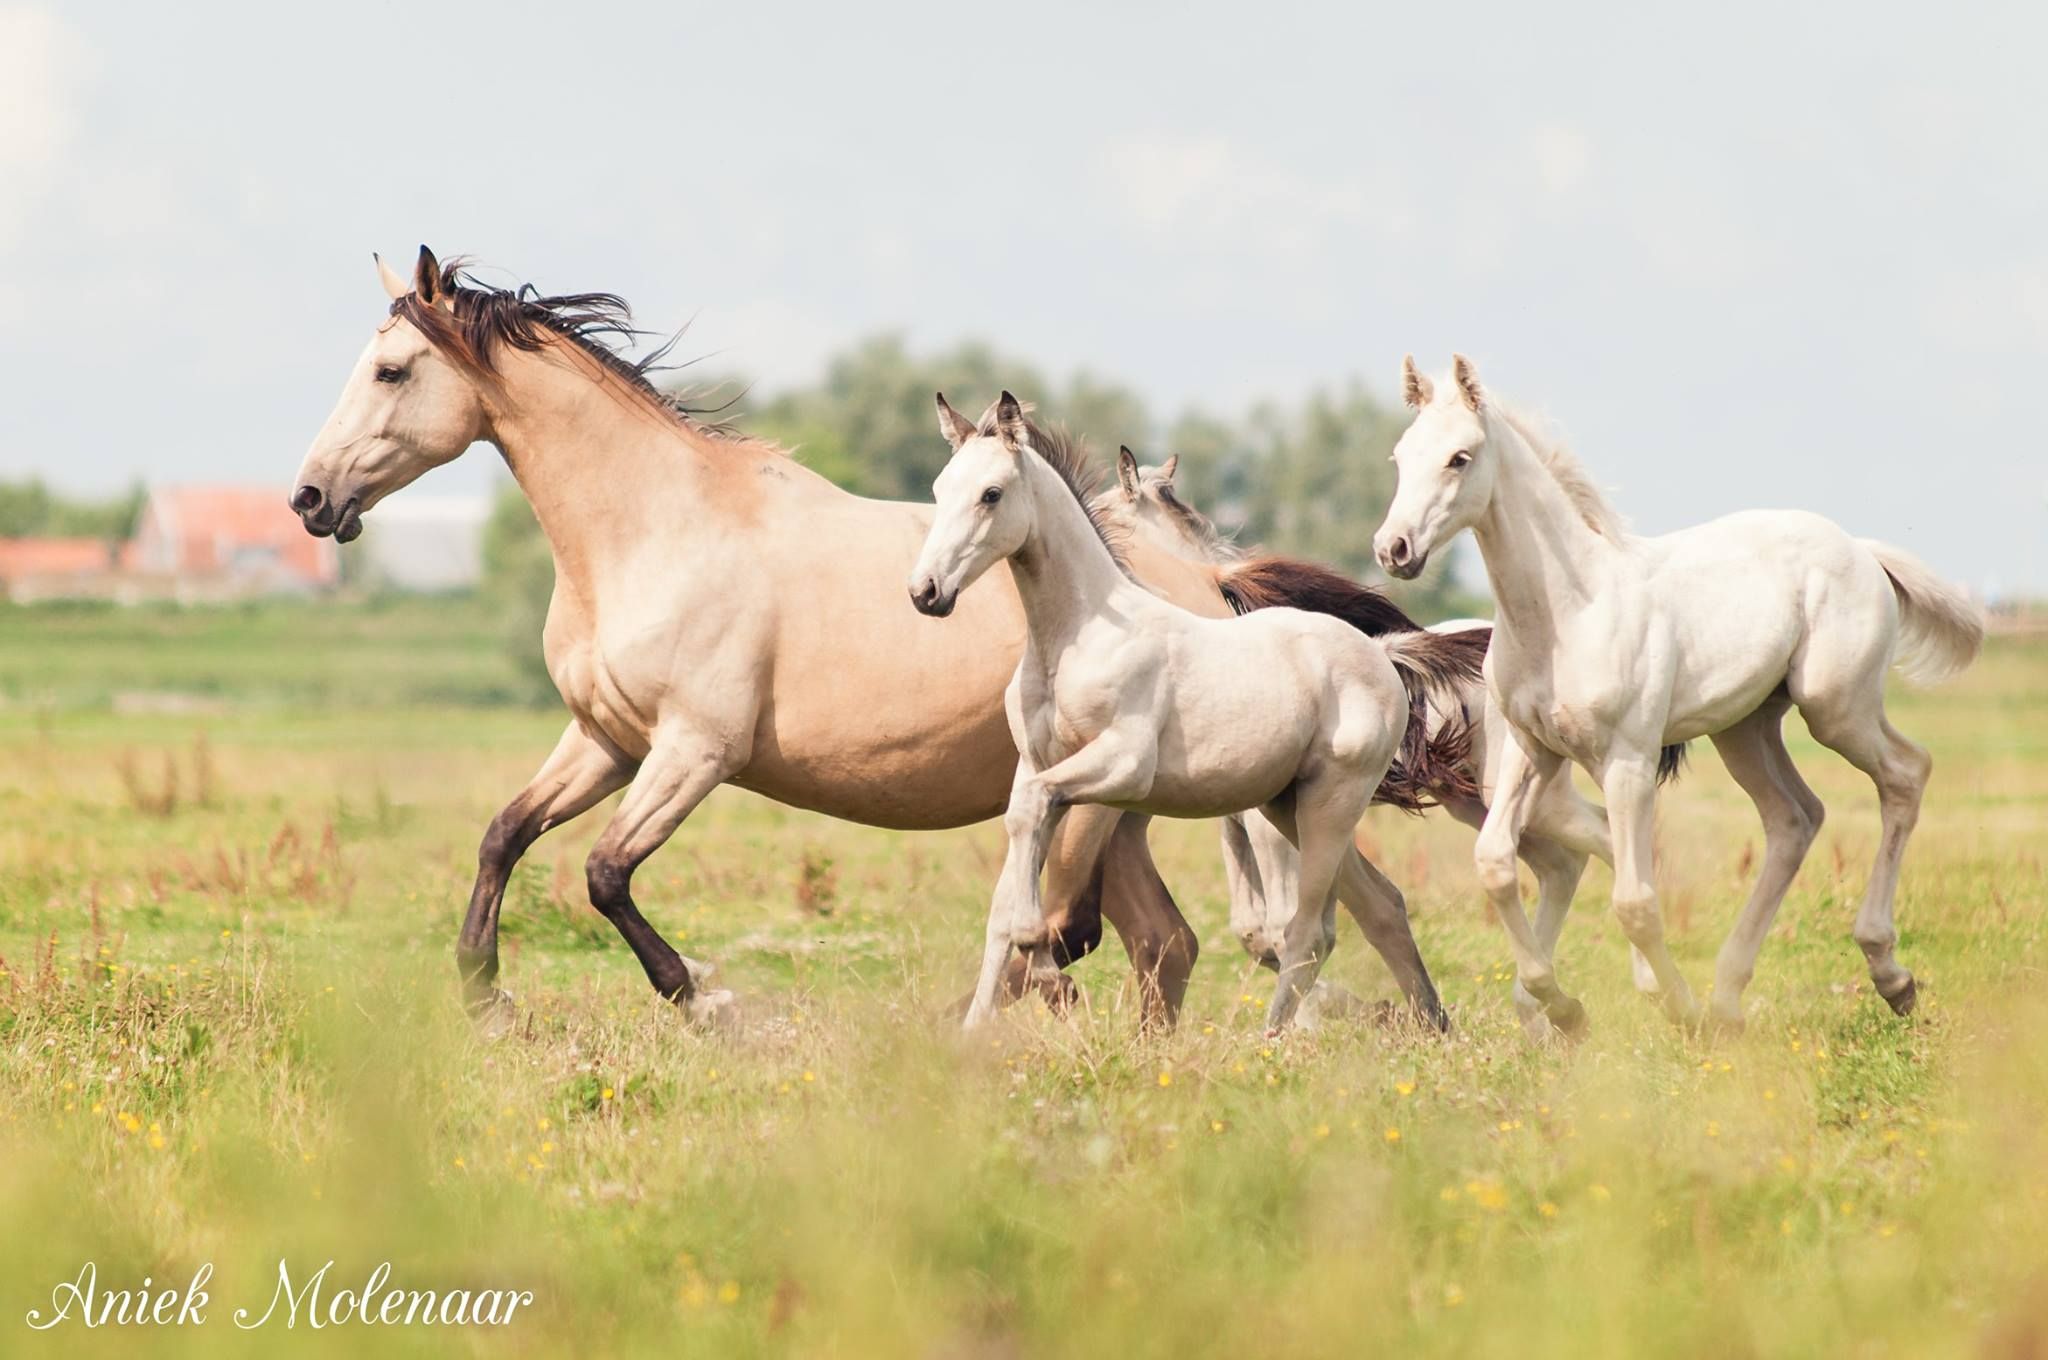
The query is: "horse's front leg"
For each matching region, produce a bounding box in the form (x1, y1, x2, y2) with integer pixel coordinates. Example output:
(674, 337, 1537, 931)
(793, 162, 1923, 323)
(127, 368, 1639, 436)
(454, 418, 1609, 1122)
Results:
(458, 721, 631, 1024)
(963, 733, 1160, 1030)
(1474, 735, 1586, 1037)
(582, 731, 745, 1024)
(1600, 751, 1699, 1027)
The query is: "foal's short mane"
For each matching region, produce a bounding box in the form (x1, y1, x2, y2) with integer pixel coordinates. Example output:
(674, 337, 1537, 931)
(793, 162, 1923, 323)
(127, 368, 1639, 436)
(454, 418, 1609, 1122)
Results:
(976, 404, 1130, 571)
(391, 258, 764, 449)
(1493, 401, 1628, 541)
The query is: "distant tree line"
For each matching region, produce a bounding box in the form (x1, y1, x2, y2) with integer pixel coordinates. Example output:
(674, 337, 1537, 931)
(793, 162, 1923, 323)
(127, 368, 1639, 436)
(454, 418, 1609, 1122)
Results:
(0, 480, 146, 540)
(481, 334, 1479, 698)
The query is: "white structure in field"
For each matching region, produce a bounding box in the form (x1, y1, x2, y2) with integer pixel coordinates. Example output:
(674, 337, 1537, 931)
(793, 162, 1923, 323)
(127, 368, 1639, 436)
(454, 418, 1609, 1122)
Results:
(355, 496, 491, 592)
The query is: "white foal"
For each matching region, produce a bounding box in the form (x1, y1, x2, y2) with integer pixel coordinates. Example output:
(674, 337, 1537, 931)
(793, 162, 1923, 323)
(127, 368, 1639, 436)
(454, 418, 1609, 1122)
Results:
(1376, 355, 1984, 1034)
(1100, 450, 1617, 1037)
(911, 393, 1481, 1033)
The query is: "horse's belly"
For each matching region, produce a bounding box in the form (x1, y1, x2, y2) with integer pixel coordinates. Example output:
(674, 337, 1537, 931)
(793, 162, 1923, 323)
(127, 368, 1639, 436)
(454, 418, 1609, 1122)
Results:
(731, 705, 1017, 831)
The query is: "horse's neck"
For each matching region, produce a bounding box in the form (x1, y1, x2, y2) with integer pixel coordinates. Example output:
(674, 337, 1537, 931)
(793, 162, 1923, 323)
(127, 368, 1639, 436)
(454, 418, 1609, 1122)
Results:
(1006, 457, 1135, 664)
(1471, 414, 1618, 651)
(483, 346, 744, 603)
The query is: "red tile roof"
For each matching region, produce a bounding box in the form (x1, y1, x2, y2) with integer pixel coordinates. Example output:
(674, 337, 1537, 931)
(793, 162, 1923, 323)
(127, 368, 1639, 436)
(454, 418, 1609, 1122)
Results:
(0, 537, 117, 578)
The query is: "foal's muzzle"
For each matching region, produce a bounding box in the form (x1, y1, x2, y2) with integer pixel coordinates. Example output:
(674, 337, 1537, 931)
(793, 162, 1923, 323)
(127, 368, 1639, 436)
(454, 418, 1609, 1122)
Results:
(292, 487, 364, 543)
(1375, 533, 1426, 580)
(909, 578, 956, 618)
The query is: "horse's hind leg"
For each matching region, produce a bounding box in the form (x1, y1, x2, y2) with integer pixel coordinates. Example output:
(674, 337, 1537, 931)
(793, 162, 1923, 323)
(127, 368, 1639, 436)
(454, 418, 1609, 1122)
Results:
(1331, 845, 1450, 1032)
(1097, 815, 1200, 1027)
(1803, 703, 1932, 1014)
(458, 722, 630, 1020)
(583, 737, 740, 1022)
(1704, 700, 1822, 1032)
(1260, 775, 1370, 1034)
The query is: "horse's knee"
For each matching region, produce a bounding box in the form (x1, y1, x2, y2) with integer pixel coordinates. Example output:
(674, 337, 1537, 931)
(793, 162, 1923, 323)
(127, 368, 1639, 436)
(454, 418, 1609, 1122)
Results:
(1611, 885, 1664, 945)
(1003, 782, 1056, 840)
(586, 853, 632, 918)
(1474, 838, 1520, 899)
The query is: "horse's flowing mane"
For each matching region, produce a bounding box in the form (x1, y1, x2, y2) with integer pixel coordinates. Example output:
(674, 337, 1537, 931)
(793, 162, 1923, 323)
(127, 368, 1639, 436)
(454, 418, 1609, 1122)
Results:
(390, 258, 764, 449)
(1493, 401, 1628, 541)
(975, 402, 1130, 572)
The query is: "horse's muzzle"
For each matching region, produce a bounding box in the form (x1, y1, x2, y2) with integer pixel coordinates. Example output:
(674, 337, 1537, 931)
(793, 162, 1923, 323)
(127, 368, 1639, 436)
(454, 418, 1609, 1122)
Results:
(909, 580, 956, 618)
(293, 489, 364, 544)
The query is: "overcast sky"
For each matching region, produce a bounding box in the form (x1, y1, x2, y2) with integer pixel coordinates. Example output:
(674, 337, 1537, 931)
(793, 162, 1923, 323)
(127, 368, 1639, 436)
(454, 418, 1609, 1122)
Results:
(2, 1, 2042, 596)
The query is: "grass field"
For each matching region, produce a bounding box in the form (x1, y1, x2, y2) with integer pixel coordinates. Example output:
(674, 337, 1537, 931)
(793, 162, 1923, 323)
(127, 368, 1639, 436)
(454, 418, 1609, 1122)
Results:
(1, 600, 2044, 1358)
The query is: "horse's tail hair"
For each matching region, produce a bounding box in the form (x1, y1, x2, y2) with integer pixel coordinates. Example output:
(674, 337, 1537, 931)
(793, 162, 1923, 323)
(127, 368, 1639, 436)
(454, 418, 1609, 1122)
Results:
(1217, 554, 1425, 635)
(1374, 629, 1490, 813)
(1857, 539, 1985, 685)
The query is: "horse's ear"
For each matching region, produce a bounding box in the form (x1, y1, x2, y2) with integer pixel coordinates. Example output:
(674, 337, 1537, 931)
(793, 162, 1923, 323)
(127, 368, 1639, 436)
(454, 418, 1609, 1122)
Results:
(935, 393, 976, 450)
(413, 245, 450, 309)
(1117, 446, 1141, 498)
(1451, 353, 1483, 412)
(1159, 453, 1179, 482)
(1402, 355, 1434, 409)
(375, 253, 409, 301)
(995, 391, 1027, 449)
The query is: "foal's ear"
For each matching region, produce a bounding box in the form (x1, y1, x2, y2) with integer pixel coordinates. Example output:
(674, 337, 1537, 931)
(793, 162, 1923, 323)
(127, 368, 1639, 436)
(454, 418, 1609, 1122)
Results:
(375, 252, 409, 301)
(935, 392, 976, 450)
(1158, 453, 1179, 482)
(413, 245, 450, 309)
(1451, 353, 1484, 412)
(1117, 446, 1141, 498)
(994, 391, 1028, 449)
(1401, 354, 1434, 409)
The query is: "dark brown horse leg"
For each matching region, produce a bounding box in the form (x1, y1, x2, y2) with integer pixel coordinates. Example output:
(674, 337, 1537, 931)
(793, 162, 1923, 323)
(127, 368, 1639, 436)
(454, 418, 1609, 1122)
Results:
(458, 722, 630, 1017)
(997, 804, 1123, 1011)
(1096, 814, 1200, 1029)
(582, 742, 735, 1019)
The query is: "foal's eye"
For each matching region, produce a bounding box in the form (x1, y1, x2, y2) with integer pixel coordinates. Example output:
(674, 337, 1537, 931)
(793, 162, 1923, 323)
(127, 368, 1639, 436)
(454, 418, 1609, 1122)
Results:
(1447, 449, 1472, 469)
(374, 364, 408, 384)
(981, 487, 1003, 505)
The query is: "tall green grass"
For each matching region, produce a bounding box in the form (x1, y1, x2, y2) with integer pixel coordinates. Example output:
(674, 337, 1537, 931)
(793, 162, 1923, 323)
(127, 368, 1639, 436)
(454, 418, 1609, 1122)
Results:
(0, 622, 2042, 1357)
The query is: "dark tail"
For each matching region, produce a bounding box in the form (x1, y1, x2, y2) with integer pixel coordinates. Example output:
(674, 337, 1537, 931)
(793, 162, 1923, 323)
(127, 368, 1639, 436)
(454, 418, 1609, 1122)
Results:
(1216, 553, 1487, 812)
(1218, 555, 1426, 635)
(1658, 742, 1689, 786)
(1374, 630, 1488, 811)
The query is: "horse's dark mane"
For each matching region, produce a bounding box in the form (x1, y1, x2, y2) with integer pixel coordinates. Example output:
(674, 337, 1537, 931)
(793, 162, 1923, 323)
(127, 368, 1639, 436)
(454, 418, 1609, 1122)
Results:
(390, 258, 759, 447)
(974, 405, 1130, 573)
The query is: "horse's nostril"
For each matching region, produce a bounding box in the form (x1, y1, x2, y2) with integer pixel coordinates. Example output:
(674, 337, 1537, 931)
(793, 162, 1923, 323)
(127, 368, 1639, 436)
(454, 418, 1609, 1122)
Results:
(1389, 536, 1412, 565)
(292, 486, 324, 514)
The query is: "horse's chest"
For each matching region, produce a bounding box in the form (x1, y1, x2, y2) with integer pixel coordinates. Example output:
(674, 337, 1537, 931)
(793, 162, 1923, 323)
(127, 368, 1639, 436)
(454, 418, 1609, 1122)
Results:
(1019, 663, 1117, 769)
(1494, 671, 1616, 761)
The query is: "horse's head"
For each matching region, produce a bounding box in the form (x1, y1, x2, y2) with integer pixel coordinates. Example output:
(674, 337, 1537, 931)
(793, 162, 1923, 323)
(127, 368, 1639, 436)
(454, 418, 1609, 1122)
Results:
(291, 246, 490, 541)
(1111, 446, 1200, 549)
(1375, 354, 1494, 579)
(908, 391, 1037, 617)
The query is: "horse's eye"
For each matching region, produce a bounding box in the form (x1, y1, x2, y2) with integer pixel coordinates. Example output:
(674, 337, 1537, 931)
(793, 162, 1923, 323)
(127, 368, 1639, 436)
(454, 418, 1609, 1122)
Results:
(981, 486, 1003, 505)
(1447, 449, 1472, 469)
(375, 365, 408, 384)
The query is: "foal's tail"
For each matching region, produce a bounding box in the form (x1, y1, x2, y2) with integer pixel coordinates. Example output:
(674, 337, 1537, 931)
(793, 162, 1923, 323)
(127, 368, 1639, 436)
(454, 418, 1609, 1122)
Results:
(1215, 553, 1487, 812)
(1376, 630, 1489, 812)
(1858, 540, 1985, 686)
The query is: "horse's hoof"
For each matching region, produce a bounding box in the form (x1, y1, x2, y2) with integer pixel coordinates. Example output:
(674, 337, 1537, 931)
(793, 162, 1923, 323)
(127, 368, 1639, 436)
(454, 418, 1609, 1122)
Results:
(1547, 996, 1590, 1041)
(1882, 976, 1918, 1017)
(468, 988, 519, 1041)
(1031, 969, 1080, 1015)
(1703, 1007, 1746, 1039)
(686, 988, 739, 1031)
